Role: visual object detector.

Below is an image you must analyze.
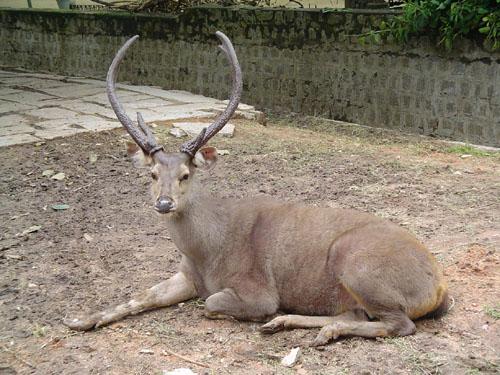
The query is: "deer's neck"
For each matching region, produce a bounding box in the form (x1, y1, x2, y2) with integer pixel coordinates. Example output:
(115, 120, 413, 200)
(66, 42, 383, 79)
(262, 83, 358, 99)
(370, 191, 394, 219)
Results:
(164, 191, 227, 262)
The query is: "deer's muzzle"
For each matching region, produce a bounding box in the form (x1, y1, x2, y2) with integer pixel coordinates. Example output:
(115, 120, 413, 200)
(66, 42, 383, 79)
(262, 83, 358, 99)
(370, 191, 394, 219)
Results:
(154, 196, 176, 214)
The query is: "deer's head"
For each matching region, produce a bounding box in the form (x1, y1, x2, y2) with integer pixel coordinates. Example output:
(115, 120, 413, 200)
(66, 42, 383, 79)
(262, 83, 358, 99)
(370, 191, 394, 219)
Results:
(107, 32, 242, 214)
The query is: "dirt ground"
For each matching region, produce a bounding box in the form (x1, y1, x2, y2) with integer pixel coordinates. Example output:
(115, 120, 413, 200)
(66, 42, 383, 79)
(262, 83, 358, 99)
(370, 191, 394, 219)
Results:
(0, 116, 499, 375)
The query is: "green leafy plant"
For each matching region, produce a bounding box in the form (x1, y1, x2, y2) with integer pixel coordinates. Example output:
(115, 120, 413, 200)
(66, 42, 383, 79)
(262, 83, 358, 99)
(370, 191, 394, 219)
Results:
(365, 0, 500, 50)
(32, 324, 48, 337)
(480, 8, 500, 49)
(484, 305, 500, 319)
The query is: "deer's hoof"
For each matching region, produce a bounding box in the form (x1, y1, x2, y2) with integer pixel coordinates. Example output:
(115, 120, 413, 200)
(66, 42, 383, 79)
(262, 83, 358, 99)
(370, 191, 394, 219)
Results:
(63, 317, 97, 331)
(259, 317, 287, 334)
(310, 325, 340, 347)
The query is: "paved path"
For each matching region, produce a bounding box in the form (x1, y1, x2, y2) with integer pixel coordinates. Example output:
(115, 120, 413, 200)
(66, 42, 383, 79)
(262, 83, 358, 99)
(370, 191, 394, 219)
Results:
(0, 70, 262, 147)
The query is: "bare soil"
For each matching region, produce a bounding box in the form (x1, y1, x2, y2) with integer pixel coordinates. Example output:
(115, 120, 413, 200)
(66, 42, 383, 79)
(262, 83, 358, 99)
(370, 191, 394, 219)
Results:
(0, 117, 499, 374)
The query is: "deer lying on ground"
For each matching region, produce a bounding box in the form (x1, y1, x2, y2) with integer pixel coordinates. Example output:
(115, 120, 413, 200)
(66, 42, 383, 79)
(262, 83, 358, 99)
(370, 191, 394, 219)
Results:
(64, 32, 448, 346)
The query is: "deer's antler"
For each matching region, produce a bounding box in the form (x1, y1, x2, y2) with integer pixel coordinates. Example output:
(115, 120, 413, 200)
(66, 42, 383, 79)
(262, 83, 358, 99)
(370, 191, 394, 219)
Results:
(106, 35, 163, 156)
(107, 32, 242, 158)
(179, 31, 243, 157)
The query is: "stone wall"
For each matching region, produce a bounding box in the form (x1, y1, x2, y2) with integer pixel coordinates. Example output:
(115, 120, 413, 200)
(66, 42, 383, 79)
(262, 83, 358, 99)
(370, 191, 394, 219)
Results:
(1, 7, 498, 146)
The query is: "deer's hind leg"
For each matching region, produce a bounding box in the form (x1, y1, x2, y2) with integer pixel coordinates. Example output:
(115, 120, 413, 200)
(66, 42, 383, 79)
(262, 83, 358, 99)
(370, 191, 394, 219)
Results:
(309, 279, 417, 346)
(64, 272, 197, 331)
(205, 285, 279, 322)
(311, 310, 415, 346)
(260, 309, 368, 334)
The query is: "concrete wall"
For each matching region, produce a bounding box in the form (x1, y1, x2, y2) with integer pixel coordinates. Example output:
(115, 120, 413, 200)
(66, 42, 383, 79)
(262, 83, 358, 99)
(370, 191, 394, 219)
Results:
(0, 7, 498, 146)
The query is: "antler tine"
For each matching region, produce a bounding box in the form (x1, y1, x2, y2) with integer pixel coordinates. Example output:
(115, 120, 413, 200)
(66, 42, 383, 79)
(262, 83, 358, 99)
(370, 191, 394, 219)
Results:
(137, 112, 164, 154)
(179, 128, 207, 157)
(107, 36, 163, 155)
(180, 31, 242, 157)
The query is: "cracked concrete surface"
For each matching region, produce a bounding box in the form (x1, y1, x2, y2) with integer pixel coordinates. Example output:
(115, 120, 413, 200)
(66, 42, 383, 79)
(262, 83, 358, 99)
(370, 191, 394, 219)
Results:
(0, 70, 264, 147)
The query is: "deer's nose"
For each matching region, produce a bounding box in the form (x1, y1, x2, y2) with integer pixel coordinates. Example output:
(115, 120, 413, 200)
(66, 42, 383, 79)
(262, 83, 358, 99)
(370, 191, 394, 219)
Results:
(154, 196, 175, 214)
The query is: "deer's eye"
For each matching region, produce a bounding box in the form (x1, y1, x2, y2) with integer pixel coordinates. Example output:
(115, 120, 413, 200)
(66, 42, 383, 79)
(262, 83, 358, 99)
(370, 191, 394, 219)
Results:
(181, 174, 189, 181)
(151, 172, 158, 180)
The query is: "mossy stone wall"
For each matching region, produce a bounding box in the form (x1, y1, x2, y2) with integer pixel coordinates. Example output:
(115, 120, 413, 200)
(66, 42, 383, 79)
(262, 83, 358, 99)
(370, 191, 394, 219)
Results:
(1, 7, 498, 146)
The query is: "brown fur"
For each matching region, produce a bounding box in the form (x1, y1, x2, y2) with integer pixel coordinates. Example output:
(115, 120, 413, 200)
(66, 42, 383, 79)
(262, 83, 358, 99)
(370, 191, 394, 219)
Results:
(64, 146, 448, 345)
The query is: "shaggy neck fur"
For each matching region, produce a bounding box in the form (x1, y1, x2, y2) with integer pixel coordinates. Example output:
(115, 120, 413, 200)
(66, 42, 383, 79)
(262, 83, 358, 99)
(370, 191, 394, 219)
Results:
(163, 181, 229, 264)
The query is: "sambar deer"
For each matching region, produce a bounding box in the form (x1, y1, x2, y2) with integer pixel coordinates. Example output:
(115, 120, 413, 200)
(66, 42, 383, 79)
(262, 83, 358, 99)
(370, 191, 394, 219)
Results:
(64, 32, 448, 346)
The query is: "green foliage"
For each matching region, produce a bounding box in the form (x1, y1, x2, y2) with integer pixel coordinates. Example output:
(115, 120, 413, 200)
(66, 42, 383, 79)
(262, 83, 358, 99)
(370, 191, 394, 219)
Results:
(368, 0, 500, 50)
(484, 305, 500, 319)
(445, 144, 494, 157)
(32, 324, 48, 337)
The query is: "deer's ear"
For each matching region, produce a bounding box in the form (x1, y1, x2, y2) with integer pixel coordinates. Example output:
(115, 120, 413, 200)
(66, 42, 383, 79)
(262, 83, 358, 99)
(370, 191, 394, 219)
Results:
(193, 146, 218, 170)
(126, 142, 152, 168)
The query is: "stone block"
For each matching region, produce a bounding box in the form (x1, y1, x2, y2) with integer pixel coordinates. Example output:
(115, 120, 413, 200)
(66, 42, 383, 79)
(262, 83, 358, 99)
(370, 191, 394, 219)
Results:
(445, 101, 457, 116)
(459, 81, 471, 97)
(153, 109, 214, 122)
(467, 123, 485, 138)
(17, 72, 65, 81)
(65, 77, 107, 87)
(415, 78, 426, 92)
(0, 88, 26, 97)
(440, 80, 456, 95)
(78, 116, 121, 131)
(83, 91, 150, 106)
(0, 133, 40, 147)
(0, 100, 36, 114)
(219, 100, 256, 111)
(41, 85, 104, 98)
(127, 97, 178, 109)
(172, 122, 234, 137)
(33, 126, 88, 140)
(462, 102, 473, 116)
(34, 115, 119, 131)
(0, 70, 18, 77)
(1, 91, 57, 106)
(0, 123, 34, 136)
(0, 114, 31, 127)
(1, 76, 64, 89)
(55, 100, 117, 119)
(117, 85, 216, 104)
(80, 93, 113, 106)
(26, 107, 80, 120)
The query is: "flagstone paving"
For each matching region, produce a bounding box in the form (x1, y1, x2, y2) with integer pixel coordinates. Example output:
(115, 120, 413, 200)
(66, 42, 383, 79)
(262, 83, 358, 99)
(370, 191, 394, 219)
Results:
(0, 69, 263, 147)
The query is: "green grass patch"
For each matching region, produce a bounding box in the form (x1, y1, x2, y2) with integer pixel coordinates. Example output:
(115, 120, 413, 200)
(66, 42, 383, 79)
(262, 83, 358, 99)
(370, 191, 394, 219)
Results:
(466, 369, 482, 375)
(446, 144, 493, 157)
(484, 305, 500, 320)
(32, 324, 48, 337)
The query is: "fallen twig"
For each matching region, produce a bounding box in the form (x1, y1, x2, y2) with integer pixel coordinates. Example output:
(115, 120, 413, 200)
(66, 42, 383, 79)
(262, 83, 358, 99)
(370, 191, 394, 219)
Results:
(105, 154, 121, 161)
(39, 333, 81, 350)
(72, 181, 95, 192)
(161, 348, 209, 368)
(447, 296, 455, 312)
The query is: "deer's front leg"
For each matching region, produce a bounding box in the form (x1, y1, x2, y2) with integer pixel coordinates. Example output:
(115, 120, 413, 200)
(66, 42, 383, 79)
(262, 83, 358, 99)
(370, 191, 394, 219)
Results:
(64, 272, 197, 331)
(205, 287, 278, 322)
